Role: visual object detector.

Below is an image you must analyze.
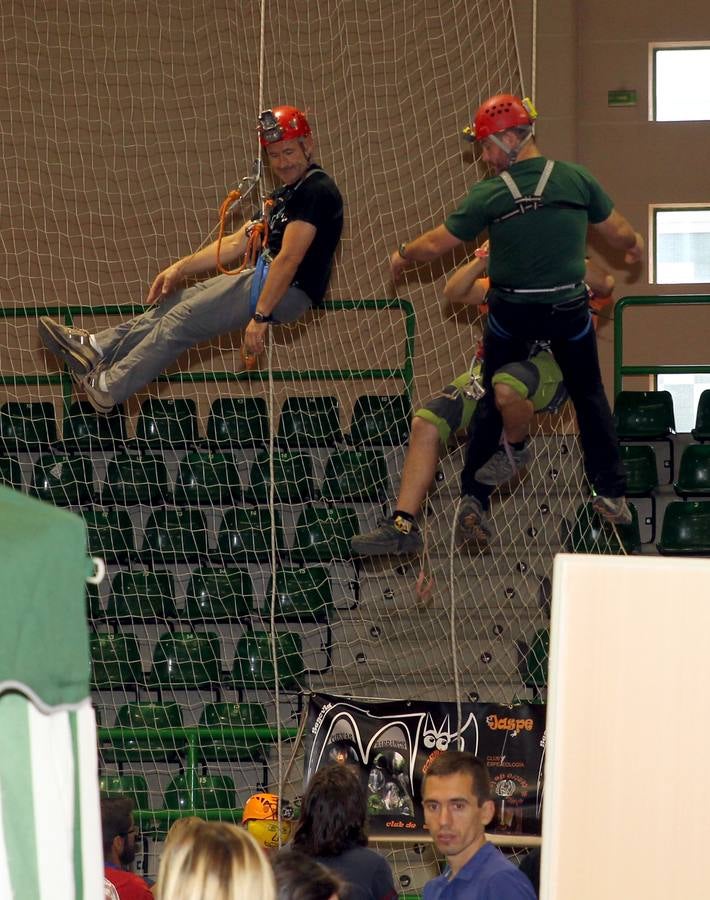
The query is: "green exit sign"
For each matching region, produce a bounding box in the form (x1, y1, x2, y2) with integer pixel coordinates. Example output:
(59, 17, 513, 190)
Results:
(608, 89, 637, 107)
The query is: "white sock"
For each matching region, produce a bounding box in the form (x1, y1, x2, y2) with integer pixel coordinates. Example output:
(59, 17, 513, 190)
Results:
(98, 370, 109, 392)
(88, 335, 103, 357)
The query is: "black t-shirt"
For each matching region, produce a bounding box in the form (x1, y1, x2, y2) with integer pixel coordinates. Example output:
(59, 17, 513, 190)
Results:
(313, 846, 398, 900)
(265, 163, 343, 307)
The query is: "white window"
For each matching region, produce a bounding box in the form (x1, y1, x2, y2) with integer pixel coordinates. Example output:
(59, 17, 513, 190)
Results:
(651, 206, 710, 284)
(658, 374, 710, 433)
(650, 43, 710, 121)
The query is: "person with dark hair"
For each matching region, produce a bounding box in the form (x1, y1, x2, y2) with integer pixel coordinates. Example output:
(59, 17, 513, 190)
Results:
(101, 797, 153, 899)
(272, 848, 345, 900)
(421, 752, 535, 899)
(292, 765, 397, 900)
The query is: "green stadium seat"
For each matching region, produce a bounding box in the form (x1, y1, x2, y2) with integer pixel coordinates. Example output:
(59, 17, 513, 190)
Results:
(276, 395, 341, 448)
(619, 443, 658, 542)
(173, 451, 242, 505)
(245, 449, 316, 504)
(149, 631, 222, 688)
(613, 390, 675, 439)
(657, 500, 710, 555)
(141, 509, 210, 563)
(264, 566, 332, 623)
(292, 504, 359, 562)
(62, 400, 125, 450)
(183, 566, 253, 621)
(89, 632, 143, 688)
(524, 628, 549, 692)
(83, 508, 135, 563)
(216, 507, 286, 563)
(99, 774, 151, 812)
(29, 453, 94, 506)
(163, 773, 235, 814)
(347, 393, 412, 446)
(566, 502, 641, 555)
(674, 444, 710, 498)
(107, 570, 177, 621)
(86, 582, 103, 620)
(101, 451, 169, 505)
(692, 390, 710, 442)
(232, 629, 304, 691)
(135, 398, 199, 448)
(197, 702, 268, 762)
(321, 449, 390, 502)
(207, 396, 268, 448)
(0, 456, 24, 491)
(0, 401, 57, 450)
(103, 702, 184, 763)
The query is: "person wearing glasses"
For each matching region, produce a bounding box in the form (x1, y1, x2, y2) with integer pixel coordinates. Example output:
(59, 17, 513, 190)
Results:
(37, 105, 343, 412)
(101, 797, 153, 899)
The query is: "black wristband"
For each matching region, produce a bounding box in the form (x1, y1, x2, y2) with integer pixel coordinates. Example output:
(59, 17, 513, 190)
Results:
(252, 312, 274, 323)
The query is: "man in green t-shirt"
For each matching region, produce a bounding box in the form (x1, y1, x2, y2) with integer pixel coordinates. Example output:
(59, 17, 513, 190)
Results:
(390, 93, 643, 543)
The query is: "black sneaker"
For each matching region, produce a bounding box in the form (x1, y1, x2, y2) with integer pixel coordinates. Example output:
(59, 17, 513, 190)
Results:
(81, 366, 116, 414)
(591, 495, 632, 525)
(38, 316, 101, 376)
(351, 517, 423, 557)
(475, 443, 531, 486)
(456, 495, 492, 548)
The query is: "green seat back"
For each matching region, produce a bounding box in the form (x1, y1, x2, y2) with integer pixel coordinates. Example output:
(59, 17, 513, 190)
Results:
(141, 508, 209, 562)
(107, 570, 177, 620)
(674, 444, 710, 497)
(613, 391, 675, 440)
(207, 397, 268, 447)
(99, 774, 151, 811)
(184, 566, 253, 621)
(292, 505, 359, 562)
(246, 449, 316, 504)
(149, 631, 222, 687)
(619, 444, 659, 495)
(198, 702, 268, 762)
(264, 566, 332, 622)
(104, 702, 184, 763)
(0, 402, 57, 450)
(216, 507, 286, 562)
(135, 398, 199, 447)
(657, 500, 710, 555)
(232, 629, 303, 691)
(30, 453, 94, 506)
(63, 400, 125, 450)
(525, 628, 549, 688)
(321, 449, 390, 502)
(0, 456, 23, 492)
(566, 503, 641, 555)
(83, 508, 135, 563)
(276, 395, 341, 448)
(692, 390, 710, 441)
(102, 451, 169, 505)
(89, 632, 142, 688)
(348, 393, 412, 446)
(173, 451, 241, 505)
(163, 773, 235, 813)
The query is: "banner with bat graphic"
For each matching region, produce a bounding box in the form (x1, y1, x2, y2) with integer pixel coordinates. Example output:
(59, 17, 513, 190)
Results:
(304, 692, 546, 837)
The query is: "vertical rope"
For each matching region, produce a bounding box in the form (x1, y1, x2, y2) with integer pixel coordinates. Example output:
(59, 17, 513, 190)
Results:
(450, 498, 463, 740)
(531, 0, 538, 104)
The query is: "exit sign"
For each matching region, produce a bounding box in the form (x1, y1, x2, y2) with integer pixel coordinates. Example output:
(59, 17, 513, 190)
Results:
(608, 89, 637, 107)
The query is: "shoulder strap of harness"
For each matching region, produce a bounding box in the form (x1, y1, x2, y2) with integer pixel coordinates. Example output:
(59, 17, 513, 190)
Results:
(493, 160, 556, 224)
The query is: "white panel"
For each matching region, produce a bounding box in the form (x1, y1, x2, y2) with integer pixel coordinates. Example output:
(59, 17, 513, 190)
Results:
(542, 553, 710, 900)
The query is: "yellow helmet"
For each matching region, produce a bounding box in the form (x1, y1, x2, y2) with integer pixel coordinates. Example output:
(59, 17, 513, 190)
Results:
(241, 793, 294, 850)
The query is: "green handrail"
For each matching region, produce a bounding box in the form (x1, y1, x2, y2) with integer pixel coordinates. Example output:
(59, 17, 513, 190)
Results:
(614, 295, 710, 396)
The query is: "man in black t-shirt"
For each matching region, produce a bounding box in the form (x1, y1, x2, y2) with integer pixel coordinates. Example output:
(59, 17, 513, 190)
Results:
(38, 105, 343, 411)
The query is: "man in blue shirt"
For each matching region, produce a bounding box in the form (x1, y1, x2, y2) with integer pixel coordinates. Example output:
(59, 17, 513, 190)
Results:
(422, 752, 536, 900)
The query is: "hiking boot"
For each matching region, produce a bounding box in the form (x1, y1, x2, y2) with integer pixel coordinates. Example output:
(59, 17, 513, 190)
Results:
(81, 366, 116, 414)
(38, 316, 101, 376)
(456, 495, 492, 548)
(351, 516, 423, 557)
(475, 443, 531, 486)
(591, 495, 633, 526)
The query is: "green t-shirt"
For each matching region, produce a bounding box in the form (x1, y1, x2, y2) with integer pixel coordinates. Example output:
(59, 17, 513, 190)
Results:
(444, 157, 614, 300)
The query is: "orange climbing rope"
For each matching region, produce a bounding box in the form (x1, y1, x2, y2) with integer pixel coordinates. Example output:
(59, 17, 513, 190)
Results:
(215, 192, 274, 276)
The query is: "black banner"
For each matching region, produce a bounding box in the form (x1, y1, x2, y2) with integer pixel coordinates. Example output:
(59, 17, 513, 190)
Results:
(304, 693, 546, 837)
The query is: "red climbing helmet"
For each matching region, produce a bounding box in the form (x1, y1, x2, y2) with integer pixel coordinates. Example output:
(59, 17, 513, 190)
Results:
(463, 94, 537, 142)
(258, 106, 311, 147)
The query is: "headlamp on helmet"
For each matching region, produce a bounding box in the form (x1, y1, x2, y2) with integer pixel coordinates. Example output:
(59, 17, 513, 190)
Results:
(258, 106, 311, 148)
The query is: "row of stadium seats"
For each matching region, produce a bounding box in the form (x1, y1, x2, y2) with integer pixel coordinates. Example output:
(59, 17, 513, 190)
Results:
(0, 394, 412, 450)
(100, 771, 254, 818)
(88, 565, 333, 623)
(622, 442, 710, 498)
(614, 388, 710, 442)
(90, 629, 306, 691)
(7, 448, 393, 506)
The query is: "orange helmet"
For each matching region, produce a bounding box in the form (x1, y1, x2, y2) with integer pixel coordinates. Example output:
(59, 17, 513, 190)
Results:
(242, 792, 280, 824)
(258, 106, 311, 147)
(464, 94, 537, 142)
(242, 793, 294, 850)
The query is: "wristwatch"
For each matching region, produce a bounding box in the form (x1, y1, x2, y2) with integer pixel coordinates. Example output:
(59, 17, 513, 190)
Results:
(398, 242, 410, 260)
(252, 311, 274, 323)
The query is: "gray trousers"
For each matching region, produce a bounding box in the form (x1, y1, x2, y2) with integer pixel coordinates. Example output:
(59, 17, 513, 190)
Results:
(94, 270, 311, 402)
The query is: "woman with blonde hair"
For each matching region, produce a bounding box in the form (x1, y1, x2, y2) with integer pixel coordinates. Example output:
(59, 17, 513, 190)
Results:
(157, 820, 275, 900)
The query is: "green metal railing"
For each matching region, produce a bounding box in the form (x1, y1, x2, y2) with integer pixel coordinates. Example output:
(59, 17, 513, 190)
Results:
(614, 294, 710, 396)
(0, 298, 416, 416)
